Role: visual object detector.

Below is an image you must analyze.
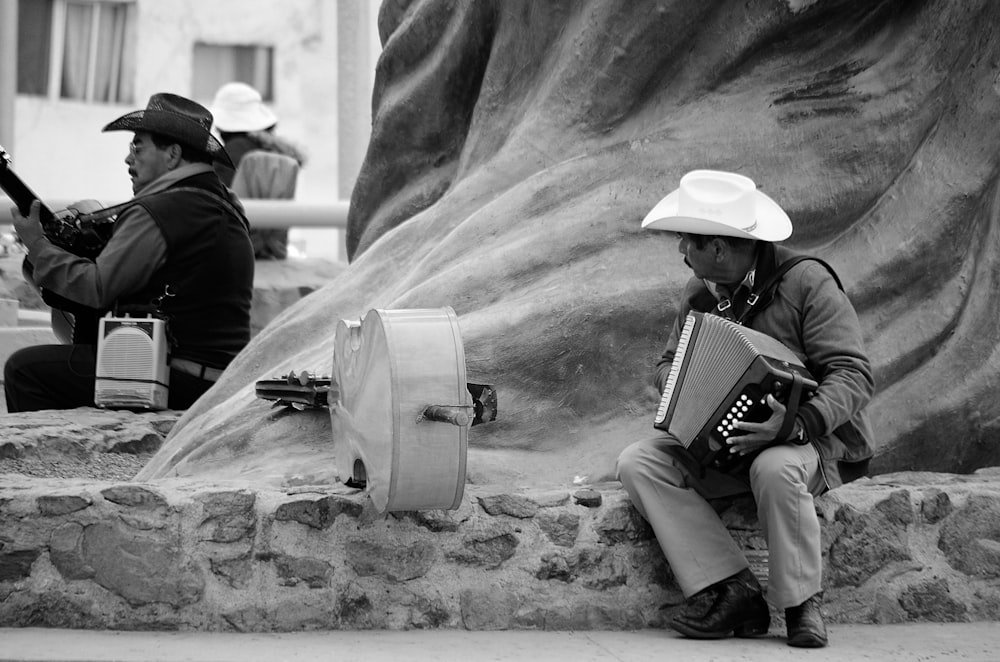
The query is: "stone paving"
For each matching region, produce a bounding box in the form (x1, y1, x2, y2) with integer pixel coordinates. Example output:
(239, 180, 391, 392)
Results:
(2, 623, 999, 662)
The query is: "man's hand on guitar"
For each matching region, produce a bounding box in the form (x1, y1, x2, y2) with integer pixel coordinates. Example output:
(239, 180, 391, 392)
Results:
(12, 199, 105, 255)
(727, 394, 787, 456)
(10, 200, 44, 247)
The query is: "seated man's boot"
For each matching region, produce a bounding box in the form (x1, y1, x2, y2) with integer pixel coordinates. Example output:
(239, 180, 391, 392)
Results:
(785, 592, 828, 648)
(670, 568, 770, 639)
(671, 585, 718, 622)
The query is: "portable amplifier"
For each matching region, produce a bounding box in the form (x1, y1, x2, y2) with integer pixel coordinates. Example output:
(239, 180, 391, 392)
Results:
(94, 314, 169, 410)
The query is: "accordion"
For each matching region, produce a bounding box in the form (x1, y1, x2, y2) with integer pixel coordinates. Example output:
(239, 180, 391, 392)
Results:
(653, 312, 817, 471)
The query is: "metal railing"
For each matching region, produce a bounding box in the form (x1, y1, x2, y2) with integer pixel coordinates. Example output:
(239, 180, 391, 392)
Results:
(2, 199, 350, 229)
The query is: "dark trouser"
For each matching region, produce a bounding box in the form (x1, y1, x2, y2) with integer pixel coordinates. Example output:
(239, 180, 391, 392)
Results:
(4, 344, 213, 412)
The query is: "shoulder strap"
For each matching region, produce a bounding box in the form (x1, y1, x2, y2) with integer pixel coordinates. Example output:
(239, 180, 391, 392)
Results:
(738, 255, 843, 326)
(78, 186, 249, 230)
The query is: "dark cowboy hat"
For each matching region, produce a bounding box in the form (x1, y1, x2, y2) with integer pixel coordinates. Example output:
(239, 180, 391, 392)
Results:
(102, 92, 234, 169)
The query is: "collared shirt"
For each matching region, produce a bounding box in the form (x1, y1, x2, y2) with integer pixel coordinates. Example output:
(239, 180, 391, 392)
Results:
(23, 163, 216, 310)
(704, 267, 756, 306)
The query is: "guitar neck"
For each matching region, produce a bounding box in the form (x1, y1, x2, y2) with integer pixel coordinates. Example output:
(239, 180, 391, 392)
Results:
(0, 146, 55, 223)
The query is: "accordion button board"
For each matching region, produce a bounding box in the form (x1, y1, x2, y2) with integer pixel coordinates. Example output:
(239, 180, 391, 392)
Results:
(654, 311, 817, 470)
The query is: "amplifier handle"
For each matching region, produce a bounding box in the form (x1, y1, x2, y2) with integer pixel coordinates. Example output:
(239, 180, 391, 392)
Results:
(776, 372, 807, 441)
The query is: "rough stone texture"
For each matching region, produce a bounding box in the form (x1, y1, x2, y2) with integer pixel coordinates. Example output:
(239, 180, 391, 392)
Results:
(3, 463, 1000, 630)
(5, 0, 1000, 633)
(249, 259, 346, 338)
(0, 408, 179, 481)
(0, 409, 178, 459)
(115, 0, 1000, 493)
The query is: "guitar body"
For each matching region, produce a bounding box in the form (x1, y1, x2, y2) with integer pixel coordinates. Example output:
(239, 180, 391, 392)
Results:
(330, 307, 470, 513)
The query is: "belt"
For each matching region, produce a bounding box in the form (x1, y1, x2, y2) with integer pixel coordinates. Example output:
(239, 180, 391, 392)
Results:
(171, 358, 225, 382)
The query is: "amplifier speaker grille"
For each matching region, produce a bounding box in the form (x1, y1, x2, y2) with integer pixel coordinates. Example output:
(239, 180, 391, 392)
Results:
(94, 316, 169, 410)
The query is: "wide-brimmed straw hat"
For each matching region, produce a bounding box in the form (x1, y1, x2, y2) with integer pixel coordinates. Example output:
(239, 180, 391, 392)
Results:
(641, 170, 792, 241)
(102, 92, 234, 169)
(209, 82, 278, 133)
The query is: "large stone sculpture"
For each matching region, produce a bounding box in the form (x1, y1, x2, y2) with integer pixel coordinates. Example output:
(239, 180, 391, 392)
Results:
(137, 0, 1000, 487)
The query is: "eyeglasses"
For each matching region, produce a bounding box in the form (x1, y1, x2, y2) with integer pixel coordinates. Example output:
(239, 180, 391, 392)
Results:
(128, 142, 141, 156)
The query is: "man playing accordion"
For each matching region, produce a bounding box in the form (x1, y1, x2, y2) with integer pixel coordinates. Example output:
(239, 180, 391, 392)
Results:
(617, 169, 875, 648)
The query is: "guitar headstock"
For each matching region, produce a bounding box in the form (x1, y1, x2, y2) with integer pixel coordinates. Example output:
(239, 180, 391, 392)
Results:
(0, 144, 50, 220)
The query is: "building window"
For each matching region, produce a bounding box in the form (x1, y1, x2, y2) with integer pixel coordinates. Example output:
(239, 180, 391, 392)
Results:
(17, 0, 136, 104)
(192, 42, 274, 103)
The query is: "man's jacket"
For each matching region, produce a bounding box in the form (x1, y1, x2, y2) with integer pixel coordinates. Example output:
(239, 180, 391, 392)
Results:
(655, 242, 876, 489)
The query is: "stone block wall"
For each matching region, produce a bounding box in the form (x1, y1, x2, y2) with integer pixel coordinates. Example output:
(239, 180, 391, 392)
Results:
(818, 471, 1000, 624)
(2, 448, 999, 631)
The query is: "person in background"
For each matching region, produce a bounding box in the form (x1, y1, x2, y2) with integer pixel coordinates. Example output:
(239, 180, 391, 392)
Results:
(5, 92, 255, 412)
(616, 169, 875, 648)
(210, 82, 307, 260)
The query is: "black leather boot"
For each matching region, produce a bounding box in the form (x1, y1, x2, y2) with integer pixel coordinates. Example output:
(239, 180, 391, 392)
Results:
(786, 592, 828, 648)
(670, 568, 770, 639)
(673, 585, 718, 622)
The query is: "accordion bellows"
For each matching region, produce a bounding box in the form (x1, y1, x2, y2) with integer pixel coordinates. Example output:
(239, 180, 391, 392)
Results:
(654, 312, 817, 469)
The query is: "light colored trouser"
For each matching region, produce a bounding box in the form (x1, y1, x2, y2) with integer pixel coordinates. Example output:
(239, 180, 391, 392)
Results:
(616, 434, 826, 609)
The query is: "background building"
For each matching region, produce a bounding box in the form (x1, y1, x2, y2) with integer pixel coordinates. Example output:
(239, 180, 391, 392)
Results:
(2, 0, 380, 260)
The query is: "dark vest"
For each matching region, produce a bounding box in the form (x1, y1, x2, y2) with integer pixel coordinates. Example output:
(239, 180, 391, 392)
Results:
(117, 171, 254, 368)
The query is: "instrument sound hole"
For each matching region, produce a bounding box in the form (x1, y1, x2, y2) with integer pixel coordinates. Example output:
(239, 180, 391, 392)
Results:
(350, 459, 368, 489)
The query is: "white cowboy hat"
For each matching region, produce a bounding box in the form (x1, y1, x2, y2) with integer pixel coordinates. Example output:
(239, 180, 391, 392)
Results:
(209, 82, 278, 133)
(641, 169, 792, 241)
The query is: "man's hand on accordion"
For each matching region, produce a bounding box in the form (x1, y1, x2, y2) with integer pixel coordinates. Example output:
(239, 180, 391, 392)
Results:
(726, 393, 790, 456)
